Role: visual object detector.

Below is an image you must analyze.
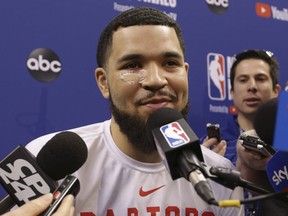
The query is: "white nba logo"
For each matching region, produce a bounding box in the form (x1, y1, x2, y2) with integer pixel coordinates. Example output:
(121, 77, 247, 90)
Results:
(160, 122, 190, 148)
(207, 53, 226, 101)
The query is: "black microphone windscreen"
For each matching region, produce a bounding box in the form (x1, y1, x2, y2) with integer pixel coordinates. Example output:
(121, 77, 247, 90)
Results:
(147, 107, 183, 131)
(146, 107, 203, 181)
(36, 131, 88, 180)
(147, 107, 184, 145)
(253, 98, 278, 145)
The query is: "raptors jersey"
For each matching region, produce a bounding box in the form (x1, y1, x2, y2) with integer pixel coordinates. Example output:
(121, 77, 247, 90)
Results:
(26, 120, 244, 216)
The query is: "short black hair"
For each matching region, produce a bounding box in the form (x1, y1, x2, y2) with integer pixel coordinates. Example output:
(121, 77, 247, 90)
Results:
(96, 7, 185, 68)
(230, 49, 279, 90)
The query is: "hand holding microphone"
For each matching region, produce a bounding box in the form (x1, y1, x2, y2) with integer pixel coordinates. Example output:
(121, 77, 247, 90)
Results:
(237, 129, 272, 171)
(0, 131, 88, 214)
(146, 107, 284, 209)
(2, 193, 75, 216)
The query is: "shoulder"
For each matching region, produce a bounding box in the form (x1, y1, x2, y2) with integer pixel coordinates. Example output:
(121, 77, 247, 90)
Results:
(221, 115, 240, 140)
(201, 145, 235, 169)
(26, 120, 111, 156)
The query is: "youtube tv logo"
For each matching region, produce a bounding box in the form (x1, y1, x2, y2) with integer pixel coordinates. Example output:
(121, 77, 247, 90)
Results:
(256, 2, 288, 22)
(229, 105, 238, 115)
(256, 2, 271, 18)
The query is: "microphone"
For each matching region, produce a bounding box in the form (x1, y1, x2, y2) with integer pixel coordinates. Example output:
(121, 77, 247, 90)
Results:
(146, 107, 216, 204)
(36, 131, 88, 180)
(254, 91, 288, 152)
(0, 131, 88, 214)
(266, 151, 288, 192)
(253, 97, 278, 146)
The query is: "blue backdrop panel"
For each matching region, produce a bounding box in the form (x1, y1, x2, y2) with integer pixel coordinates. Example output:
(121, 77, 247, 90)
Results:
(1, 0, 288, 198)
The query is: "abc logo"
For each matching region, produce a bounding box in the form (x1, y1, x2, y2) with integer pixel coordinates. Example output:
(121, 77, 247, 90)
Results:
(27, 48, 61, 83)
(206, 0, 229, 15)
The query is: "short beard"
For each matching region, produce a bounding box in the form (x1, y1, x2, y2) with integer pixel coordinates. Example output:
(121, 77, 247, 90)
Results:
(110, 99, 189, 154)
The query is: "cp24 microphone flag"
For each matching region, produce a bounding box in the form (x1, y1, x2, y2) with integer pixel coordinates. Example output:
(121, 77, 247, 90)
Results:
(0, 131, 87, 209)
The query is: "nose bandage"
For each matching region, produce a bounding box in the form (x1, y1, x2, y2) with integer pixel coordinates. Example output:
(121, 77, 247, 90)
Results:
(120, 69, 147, 84)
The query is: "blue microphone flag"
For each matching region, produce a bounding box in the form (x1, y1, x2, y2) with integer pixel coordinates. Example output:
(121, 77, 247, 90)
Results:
(266, 151, 288, 192)
(274, 91, 288, 151)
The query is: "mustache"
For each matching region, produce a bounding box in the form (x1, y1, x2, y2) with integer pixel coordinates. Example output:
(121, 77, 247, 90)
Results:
(135, 90, 178, 105)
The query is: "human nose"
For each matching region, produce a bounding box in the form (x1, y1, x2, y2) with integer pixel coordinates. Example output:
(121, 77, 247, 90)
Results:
(141, 64, 168, 91)
(248, 79, 257, 92)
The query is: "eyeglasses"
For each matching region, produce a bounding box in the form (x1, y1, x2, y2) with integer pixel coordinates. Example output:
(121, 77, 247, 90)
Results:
(234, 49, 274, 61)
(264, 50, 274, 58)
(119, 69, 147, 84)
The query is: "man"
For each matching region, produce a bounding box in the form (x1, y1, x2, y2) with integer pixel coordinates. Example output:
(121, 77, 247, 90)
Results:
(25, 7, 243, 215)
(204, 50, 281, 165)
(204, 50, 282, 215)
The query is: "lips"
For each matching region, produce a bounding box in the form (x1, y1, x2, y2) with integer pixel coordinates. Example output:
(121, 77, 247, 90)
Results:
(244, 97, 261, 106)
(139, 97, 172, 109)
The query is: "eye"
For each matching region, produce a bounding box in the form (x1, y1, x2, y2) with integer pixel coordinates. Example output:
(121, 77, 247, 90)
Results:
(164, 60, 180, 67)
(256, 75, 268, 82)
(124, 62, 141, 70)
(237, 76, 248, 83)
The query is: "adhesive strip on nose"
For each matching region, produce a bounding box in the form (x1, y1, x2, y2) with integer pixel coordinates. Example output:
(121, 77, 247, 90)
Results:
(120, 69, 147, 84)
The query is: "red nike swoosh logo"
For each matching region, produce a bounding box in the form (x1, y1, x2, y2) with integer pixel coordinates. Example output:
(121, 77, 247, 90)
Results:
(139, 185, 165, 197)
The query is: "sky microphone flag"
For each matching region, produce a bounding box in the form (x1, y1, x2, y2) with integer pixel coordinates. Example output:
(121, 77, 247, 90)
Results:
(266, 151, 288, 192)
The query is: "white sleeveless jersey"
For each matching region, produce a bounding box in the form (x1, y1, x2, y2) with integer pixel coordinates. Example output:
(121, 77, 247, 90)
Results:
(26, 120, 244, 216)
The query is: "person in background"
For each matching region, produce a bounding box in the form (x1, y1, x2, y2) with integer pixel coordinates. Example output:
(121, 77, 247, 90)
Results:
(204, 49, 281, 165)
(24, 7, 243, 216)
(204, 49, 283, 216)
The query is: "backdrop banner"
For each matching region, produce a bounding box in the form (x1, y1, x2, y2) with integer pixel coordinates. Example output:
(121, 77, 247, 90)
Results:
(1, 0, 288, 198)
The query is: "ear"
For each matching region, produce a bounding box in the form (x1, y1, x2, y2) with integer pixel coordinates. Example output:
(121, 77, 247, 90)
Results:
(184, 62, 189, 75)
(273, 84, 281, 97)
(230, 88, 234, 100)
(95, 67, 110, 99)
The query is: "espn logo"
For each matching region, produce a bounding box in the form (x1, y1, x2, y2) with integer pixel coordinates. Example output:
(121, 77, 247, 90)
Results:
(256, 2, 271, 18)
(160, 122, 190, 148)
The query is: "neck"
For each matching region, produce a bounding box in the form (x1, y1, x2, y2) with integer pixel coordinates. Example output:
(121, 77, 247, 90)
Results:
(237, 113, 255, 131)
(110, 118, 161, 163)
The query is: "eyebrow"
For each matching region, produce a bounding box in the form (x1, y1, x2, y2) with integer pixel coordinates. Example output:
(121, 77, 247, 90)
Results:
(163, 51, 183, 60)
(237, 72, 270, 77)
(117, 54, 143, 64)
(116, 51, 184, 64)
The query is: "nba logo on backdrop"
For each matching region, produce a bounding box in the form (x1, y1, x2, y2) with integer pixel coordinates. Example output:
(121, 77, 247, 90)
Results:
(160, 122, 190, 147)
(207, 53, 226, 101)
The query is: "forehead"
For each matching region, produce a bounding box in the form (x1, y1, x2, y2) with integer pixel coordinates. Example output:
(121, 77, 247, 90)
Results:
(110, 25, 183, 58)
(235, 59, 270, 76)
